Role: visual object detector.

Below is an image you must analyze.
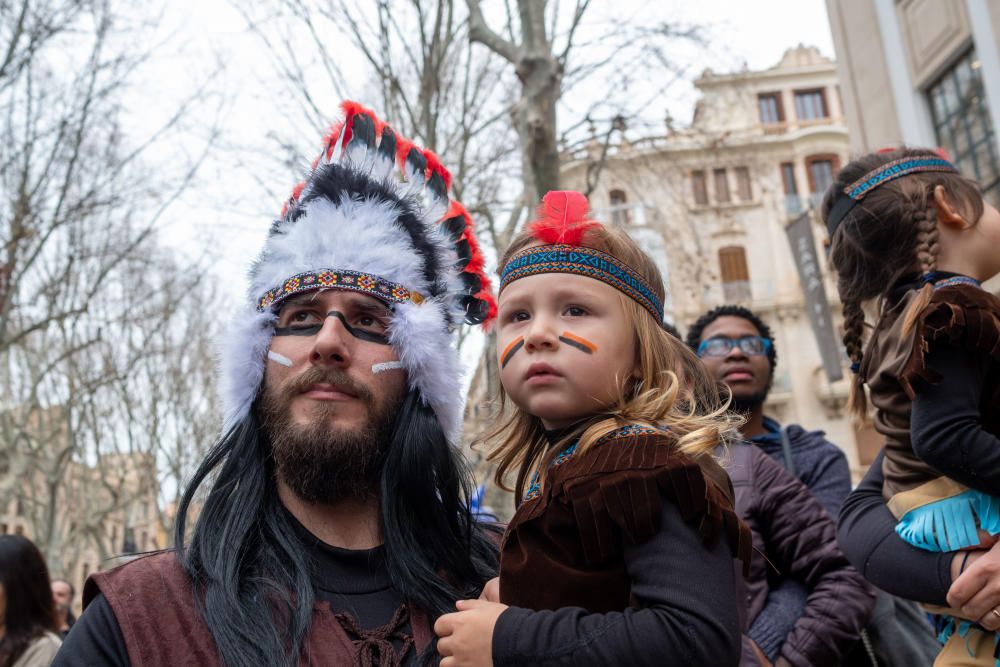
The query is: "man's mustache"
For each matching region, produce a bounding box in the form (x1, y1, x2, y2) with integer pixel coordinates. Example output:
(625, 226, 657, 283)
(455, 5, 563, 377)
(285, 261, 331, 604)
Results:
(281, 367, 374, 404)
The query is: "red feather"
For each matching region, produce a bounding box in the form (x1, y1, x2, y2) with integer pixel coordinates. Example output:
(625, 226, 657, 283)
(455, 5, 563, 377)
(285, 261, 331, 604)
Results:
(528, 191, 599, 246)
(395, 134, 416, 171)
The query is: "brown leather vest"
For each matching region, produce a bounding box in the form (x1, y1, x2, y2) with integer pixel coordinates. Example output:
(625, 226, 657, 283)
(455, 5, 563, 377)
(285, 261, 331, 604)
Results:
(498, 428, 750, 612)
(863, 284, 1000, 505)
(83, 551, 431, 667)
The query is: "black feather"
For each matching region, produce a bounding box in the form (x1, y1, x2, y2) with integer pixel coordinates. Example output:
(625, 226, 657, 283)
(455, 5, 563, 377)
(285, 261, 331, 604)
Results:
(349, 113, 376, 150)
(379, 127, 397, 163)
(454, 239, 472, 266)
(427, 172, 447, 201)
(459, 272, 481, 295)
(441, 215, 465, 242)
(406, 147, 427, 175)
(461, 296, 489, 325)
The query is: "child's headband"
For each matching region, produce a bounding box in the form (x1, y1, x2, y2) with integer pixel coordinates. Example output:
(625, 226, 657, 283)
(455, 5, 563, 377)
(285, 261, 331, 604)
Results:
(825, 154, 959, 239)
(499, 191, 665, 322)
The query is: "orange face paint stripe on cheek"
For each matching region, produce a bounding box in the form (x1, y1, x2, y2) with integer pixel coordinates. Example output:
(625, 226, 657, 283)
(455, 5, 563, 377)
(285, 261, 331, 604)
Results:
(500, 336, 525, 369)
(559, 331, 597, 354)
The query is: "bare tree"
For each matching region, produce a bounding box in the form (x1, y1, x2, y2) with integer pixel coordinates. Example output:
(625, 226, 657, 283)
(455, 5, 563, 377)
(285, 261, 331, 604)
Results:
(0, 0, 222, 578)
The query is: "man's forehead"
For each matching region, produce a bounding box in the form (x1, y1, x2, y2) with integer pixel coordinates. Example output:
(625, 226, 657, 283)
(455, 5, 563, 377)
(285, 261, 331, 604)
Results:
(278, 289, 391, 313)
(702, 315, 761, 339)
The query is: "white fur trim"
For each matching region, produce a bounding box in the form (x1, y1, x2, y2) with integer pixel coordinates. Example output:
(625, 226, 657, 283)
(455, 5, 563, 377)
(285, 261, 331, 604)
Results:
(219, 307, 276, 432)
(251, 197, 430, 301)
(389, 299, 464, 444)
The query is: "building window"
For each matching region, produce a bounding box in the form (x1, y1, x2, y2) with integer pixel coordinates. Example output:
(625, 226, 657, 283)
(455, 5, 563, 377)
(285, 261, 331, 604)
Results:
(758, 93, 784, 124)
(806, 155, 838, 202)
(794, 89, 828, 120)
(718, 246, 751, 302)
(734, 167, 752, 201)
(14, 525, 23, 536)
(0, 523, 7, 534)
(780, 162, 798, 194)
(714, 168, 730, 203)
(928, 49, 1000, 205)
(691, 171, 708, 206)
(609, 188, 630, 225)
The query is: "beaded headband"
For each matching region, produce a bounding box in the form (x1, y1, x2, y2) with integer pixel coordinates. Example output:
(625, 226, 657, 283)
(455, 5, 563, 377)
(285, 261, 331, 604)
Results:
(256, 269, 422, 312)
(500, 243, 665, 322)
(825, 155, 959, 238)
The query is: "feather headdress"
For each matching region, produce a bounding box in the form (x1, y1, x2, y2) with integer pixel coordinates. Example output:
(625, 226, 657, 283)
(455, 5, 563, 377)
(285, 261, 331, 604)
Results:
(221, 101, 494, 442)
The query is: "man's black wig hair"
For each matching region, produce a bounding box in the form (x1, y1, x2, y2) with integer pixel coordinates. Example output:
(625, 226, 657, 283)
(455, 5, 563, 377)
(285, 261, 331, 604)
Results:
(685, 304, 778, 372)
(174, 389, 500, 667)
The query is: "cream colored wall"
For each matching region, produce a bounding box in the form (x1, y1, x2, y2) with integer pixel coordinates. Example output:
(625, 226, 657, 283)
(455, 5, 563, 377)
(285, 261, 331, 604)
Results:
(825, 0, 903, 152)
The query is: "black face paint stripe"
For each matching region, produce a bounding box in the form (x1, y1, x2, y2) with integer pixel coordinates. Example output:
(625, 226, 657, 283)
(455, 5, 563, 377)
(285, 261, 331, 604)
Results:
(559, 334, 596, 354)
(500, 337, 524, 369)
(273, 311, 391, 345)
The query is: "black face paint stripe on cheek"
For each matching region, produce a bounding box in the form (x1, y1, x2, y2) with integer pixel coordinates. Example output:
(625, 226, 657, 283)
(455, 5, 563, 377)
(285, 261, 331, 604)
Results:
(272, 310, 391, 345)
(558, 332, 597, 354)
(500, 337, 524, 369)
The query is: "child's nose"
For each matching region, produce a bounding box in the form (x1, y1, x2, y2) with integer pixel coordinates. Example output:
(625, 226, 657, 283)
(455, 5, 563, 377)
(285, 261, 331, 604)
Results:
(524, 315, 558, 351)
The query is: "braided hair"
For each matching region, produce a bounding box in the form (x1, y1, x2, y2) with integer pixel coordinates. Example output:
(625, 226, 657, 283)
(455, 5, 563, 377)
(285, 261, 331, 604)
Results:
(821, 148, 984, 416)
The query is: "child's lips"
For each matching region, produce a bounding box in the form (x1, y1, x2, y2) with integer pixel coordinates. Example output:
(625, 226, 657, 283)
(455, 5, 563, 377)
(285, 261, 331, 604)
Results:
(524, 362, 562, 385)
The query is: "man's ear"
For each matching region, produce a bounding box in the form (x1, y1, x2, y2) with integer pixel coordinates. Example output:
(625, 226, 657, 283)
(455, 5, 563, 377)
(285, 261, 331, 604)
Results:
(932, 184, 969, 229)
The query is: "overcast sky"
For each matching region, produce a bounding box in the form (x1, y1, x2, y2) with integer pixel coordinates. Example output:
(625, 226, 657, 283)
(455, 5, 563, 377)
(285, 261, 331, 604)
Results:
(134, 0, 836, 280)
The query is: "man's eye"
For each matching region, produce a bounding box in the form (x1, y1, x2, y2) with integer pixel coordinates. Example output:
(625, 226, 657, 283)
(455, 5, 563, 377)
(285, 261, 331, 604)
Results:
(355, 315, 388, 331)
(287, 311, 319, 326)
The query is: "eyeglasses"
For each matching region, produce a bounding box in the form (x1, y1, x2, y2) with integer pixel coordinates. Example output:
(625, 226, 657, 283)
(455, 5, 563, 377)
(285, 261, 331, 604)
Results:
(696, 335, 772, 358)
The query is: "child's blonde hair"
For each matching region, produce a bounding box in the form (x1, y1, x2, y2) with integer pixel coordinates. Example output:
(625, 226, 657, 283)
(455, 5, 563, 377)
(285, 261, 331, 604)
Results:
(485, 223, 741, 499)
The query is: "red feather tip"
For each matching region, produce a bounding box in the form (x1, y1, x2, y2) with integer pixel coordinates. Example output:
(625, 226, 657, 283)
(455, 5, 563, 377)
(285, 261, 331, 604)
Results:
(528, 191, 599, 246)
(422, 149, 453, 190)
(395, 134, 416, 170)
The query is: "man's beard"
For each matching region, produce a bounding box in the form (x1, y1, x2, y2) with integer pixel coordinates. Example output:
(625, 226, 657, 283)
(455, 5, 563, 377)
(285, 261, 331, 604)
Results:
(729, 389, 769, 413)
(259, 366, 403, 505)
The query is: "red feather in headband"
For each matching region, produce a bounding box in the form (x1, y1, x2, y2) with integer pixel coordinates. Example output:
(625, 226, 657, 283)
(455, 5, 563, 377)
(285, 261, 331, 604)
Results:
(528, 191, 600, 246)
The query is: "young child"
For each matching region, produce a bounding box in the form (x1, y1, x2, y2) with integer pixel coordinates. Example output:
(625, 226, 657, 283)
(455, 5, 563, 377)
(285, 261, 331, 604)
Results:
(434, 191, 750, 666)
(824, 148, 1000, 665)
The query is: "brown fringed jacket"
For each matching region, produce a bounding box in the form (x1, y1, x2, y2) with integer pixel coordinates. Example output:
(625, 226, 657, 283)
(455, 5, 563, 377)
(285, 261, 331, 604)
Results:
(499, 424, 750, 613)
(862, 280, 1000, 526)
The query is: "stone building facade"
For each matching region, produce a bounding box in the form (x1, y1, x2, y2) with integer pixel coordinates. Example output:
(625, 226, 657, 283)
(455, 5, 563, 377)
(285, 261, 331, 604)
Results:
(825, 0, 1000, 204)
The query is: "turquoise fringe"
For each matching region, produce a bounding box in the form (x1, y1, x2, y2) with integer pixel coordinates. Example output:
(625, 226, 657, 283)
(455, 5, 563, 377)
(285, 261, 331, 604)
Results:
(896, 489, 1000, 552)
(937, 616, 1000, 665)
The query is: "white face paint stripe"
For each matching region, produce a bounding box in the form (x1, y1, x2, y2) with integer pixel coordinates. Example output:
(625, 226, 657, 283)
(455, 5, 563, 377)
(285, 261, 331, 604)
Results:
(372, 361, 405, 374)
(267, 351, 293, 367)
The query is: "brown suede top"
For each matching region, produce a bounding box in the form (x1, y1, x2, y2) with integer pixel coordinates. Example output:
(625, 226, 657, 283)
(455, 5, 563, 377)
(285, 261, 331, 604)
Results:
(498, 427, 750, 613)
(862, 283, 1000, 499)
(83, 551, 431, 667)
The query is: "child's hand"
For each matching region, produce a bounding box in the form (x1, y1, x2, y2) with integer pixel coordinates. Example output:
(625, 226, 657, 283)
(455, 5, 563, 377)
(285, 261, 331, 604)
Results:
(479, 577, 500, 602)
(434, 599, 508, 667)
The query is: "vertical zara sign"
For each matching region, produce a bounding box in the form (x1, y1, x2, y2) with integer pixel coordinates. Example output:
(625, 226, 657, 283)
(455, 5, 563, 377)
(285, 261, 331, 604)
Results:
(785, 212, 844, 383)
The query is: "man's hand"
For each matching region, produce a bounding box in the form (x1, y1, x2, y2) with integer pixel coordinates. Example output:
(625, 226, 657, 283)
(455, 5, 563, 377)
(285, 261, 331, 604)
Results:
(479, 577, 500, 603)
(434, 599, 508, 667)
(948, 540, 1000, 631)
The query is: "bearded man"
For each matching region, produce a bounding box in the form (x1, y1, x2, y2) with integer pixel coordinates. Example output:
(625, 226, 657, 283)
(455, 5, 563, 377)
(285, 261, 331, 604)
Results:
(54, 102, 500, 666)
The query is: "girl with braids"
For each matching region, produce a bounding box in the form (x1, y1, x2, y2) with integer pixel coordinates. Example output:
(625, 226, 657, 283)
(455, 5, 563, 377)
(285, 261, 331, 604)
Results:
(824, 147, 1000, 665)
(433, 191, 749, 666)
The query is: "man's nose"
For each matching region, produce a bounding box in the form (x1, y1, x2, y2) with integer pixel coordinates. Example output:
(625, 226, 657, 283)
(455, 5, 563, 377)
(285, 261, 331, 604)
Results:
(311, 313, 352, 366)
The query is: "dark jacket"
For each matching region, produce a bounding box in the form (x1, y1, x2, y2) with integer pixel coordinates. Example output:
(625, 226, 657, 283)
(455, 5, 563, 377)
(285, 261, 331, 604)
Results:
(750, 417, 852, 519)
(725, 442, 874, 667)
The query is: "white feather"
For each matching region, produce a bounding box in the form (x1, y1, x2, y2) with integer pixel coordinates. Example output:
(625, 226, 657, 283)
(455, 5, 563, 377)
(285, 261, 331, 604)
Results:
(219, 307, 276, 432)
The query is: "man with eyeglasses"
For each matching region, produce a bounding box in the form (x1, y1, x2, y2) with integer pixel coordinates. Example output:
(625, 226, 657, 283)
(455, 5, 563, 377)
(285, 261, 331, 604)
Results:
(685, 305, 873, 667)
